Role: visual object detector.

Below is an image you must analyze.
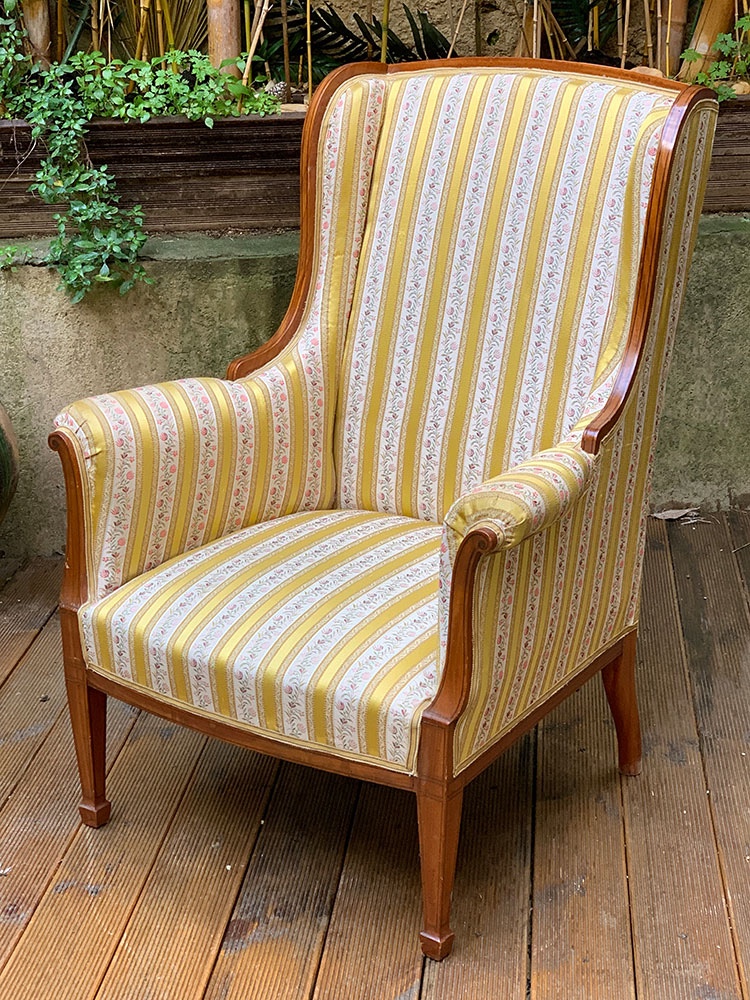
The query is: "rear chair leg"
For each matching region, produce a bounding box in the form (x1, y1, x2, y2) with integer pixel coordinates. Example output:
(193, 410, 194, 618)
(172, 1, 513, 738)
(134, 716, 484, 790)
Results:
(416, 784, 464, 960)
(65, 668, 111, 827)
(602, 630, 642, 777)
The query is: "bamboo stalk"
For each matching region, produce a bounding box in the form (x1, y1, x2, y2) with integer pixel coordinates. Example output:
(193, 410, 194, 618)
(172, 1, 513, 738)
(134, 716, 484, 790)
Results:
(621, 0, 630, 65)
(678, 0, 735, 78)
(207, 0, 241, 72)
(380, 0, 390, 60)
(665, 0, 672, 74)
(91, 0, 100, 52)
(668, 0, 689, 72)
(243, 0, 251, 47)
(643, 0, 654, 65)
(542, 1, 556, 57)
(593, 2, 599, 46)
(655, 0, 663, 71)
(280, 0, 291, 102)
(532, 0, 539, 56)
(447, 0, 471, 56)
(306, 0, 312, 94)
(617, 0, 624, 60)
(366, 0, 373, 57)
(513, 3, 534, 55)
(547, 4, 577, 55)
(239, 0, 270, 100)
(155, 0, 166, 59)
(161, 0, 175, 46)
(56, 0, 65, 61)
(134, 0, 151, 59)
(99, 0, 105, 51)
(587, 6, 593, 50)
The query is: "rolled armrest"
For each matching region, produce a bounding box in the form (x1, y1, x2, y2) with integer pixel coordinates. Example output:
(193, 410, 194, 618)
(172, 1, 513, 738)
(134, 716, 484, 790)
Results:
(52, 371, 328, 600)
(444, 442, 597, 551)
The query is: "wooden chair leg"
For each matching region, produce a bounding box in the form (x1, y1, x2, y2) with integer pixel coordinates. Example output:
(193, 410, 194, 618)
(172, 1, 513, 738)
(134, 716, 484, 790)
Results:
(602, 630, 642, 777)
(416, 783, 464, 960)
(65, 670, 111, 827)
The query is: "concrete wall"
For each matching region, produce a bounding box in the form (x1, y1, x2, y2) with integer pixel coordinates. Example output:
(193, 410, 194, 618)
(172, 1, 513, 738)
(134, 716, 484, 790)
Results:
(0, 217, 748, 565)
(652, 215, 750, 509)
(0, 234, 298, 569)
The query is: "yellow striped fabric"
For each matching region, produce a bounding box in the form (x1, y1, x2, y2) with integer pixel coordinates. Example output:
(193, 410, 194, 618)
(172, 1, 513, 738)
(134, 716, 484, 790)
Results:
(444, 442, 596, 550)
(81, 509, 442, 770)
(54, 74, 388, 600)
(448, 98, 717, 772)
(335, 68, 673, 521)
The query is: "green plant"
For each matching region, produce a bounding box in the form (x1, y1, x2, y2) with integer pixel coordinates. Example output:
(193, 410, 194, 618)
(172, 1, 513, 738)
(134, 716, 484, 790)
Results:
(682, 13, 750, 100)
(0, 245, 23, 270)
(254, 1, 455, 85)
(1, 2, 278, 301)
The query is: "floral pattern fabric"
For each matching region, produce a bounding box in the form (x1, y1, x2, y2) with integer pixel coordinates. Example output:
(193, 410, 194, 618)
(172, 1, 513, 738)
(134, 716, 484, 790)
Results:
(81, 510, 442, 770)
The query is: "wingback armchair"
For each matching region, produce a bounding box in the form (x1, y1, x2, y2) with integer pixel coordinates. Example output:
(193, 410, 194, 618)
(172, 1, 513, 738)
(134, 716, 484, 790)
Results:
(50, 58, 716, 959)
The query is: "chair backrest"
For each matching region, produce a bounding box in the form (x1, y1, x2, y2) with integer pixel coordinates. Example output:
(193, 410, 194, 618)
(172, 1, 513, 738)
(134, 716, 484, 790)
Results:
(322, 65, 676, 521)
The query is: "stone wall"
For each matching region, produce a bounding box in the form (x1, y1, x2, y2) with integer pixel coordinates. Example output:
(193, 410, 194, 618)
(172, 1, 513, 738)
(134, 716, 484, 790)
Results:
(0, 216, 748, 565)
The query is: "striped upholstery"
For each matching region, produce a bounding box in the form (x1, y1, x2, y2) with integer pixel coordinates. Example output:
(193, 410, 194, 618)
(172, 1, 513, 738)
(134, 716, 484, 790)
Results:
(444, 98, 716, 771)
(53, 64, 716, 778)
(55, 74, 387, 600)
(80, 510, 441, 769)
(335, 68, 673, 520)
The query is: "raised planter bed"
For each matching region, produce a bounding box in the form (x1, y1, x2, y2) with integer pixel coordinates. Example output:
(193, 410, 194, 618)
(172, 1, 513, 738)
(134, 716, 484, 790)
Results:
(0, 95, 747, 237)
(703, 95, 750, 213)
(0, 110, 306, 238)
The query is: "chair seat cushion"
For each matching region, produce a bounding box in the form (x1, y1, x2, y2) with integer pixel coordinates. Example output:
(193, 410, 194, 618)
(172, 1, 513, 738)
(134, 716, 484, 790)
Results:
(80, 509, 443, 771)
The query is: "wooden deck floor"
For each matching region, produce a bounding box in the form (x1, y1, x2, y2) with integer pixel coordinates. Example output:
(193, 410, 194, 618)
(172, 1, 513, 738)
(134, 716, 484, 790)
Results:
(0, 514, 748, 999)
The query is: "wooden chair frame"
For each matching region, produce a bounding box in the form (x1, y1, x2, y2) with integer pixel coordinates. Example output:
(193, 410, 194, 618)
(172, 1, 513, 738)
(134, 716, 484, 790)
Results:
(50, 58, 714, 961)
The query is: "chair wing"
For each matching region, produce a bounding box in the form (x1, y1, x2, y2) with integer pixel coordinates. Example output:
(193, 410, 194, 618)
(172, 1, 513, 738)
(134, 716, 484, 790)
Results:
(49, 59, 717, 961)
(432, 88, 716, 777)
(52, 72, 387, 600)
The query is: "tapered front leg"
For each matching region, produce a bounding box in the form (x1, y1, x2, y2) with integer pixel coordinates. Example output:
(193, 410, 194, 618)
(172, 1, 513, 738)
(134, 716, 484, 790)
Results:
(66, 671, 110, 826)
(416, 783, 464, 960)
(63, 624, 111, 828)
(602, 630, 642, 777)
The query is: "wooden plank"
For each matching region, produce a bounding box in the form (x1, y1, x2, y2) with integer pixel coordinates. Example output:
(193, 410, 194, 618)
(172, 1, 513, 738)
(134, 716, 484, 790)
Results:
(727, 507, 750, 605)
(623, 518, 741, 1000)
(530, 681, 635, 1000)
(0, 558, 62, 687)
(703, 97, 750, 213)
(0, 116, 305, 237)
(205, 763, 359, 1000)
(0, 699, 138, 968)
(422, 736, 534, 999)
(0, 616, 68, 804)
(669, 513, 750, 996)
(312, 783, 424, 1000)
(95, 741, 278, 1000)
(0, 711, 205, 999)
(3, 96, 749, 233)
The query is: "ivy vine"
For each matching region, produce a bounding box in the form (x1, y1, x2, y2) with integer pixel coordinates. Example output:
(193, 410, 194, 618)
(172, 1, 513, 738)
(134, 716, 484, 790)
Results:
(0, 0, 279, 301)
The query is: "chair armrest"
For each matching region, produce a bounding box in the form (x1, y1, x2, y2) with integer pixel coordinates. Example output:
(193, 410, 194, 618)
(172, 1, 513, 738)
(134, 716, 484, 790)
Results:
(52, 371, 330, 601)
(443, 442, 597, 553)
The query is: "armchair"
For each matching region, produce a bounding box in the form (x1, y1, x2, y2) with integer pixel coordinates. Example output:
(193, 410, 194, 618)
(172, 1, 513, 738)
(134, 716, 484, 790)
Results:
(50, 58, 717, 960)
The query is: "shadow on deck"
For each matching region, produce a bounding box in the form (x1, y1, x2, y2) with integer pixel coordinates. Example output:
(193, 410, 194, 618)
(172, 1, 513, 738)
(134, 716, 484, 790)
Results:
(0, 514, 748, 999)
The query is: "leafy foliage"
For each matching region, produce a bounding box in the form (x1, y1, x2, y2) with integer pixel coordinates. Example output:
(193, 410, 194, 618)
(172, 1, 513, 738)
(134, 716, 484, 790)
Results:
(682, 14, 750, 100)
(550, 0, 618, 52)
(0, 245, 23, 271)
(254, 2, 455, 84)
(0, 2, 278, 301)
